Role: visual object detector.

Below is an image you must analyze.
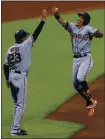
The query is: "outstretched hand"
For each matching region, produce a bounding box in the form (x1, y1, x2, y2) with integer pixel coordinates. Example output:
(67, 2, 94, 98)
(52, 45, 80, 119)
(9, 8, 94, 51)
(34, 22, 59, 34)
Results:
(42, 9, 47, 21)
(93, 30, 103, 38)
(49, 5, 59, 15)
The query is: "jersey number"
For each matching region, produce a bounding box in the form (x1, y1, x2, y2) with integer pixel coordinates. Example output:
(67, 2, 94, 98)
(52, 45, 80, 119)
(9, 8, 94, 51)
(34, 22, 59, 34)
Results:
(8, 53, 21, 67)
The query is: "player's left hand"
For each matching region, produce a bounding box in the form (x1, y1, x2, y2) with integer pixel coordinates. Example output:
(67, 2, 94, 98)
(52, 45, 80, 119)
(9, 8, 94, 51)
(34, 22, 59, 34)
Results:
(6, 80, 10, 88)
(93, 30, 103, 38)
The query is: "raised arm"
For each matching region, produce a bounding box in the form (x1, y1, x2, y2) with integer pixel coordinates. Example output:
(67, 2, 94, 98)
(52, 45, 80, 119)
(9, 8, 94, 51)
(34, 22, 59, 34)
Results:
(32, 9, 47, 42)
(49, 5, 69, 30)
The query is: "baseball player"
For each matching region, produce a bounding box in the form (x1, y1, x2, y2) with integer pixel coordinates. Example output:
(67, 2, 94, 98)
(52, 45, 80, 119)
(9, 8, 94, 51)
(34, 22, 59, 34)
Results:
(50, 5, 103, 116)
(3, 9, 47, 136)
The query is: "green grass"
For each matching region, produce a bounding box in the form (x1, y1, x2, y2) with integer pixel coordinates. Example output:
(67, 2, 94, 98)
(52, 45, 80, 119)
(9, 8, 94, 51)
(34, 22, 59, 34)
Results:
(2, 9, 104, 138)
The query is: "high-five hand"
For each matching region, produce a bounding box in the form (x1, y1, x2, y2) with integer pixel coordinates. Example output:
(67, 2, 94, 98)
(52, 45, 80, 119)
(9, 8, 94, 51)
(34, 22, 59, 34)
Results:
(49, 5, 59, 15)
(42, 9, 47, 21)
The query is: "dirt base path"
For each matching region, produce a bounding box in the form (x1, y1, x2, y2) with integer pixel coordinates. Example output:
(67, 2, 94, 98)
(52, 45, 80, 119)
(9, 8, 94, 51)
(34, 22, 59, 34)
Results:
(2, 2, 104, 23)
(46, 75, 105, 139)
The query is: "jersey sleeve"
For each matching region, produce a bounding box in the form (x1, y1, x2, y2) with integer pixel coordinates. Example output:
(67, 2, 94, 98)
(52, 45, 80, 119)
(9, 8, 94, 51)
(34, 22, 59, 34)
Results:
(22, 36, 34, 49)
(67, 22, 75, 33)
(88, 26, 98, 34)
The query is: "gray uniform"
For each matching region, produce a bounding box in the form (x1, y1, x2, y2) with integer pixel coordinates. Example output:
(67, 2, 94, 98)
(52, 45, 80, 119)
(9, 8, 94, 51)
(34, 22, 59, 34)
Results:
(67, 23, 98, 88)
(4, 36, 33, 134)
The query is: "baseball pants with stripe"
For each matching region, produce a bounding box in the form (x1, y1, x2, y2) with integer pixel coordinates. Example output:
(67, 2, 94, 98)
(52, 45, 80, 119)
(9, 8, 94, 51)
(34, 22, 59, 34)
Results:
(72, 54, 93, 104)
(9, 71, 27, 134)
(72, 54, 93, 86)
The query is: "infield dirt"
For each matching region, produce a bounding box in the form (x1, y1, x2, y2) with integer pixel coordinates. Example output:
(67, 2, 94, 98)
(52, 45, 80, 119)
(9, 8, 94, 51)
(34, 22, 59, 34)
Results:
(2, 1, 105, 138)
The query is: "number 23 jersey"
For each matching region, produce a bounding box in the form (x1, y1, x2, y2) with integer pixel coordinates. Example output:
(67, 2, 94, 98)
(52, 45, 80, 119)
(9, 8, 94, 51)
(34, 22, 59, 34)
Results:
(4, 36, 33, 73)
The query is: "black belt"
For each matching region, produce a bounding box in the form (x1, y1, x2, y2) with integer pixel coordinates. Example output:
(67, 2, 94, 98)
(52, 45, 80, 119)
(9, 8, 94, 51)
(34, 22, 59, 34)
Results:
(15, 71, 21, 74)
(73, 53, 90, 58)
(14, 70, 28, 76)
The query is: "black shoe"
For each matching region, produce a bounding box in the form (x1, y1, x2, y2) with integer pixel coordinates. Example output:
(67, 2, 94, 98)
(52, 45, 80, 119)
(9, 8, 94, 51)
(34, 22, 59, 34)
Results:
(11, 131, 28, 136)
(20, 129, 27, 133)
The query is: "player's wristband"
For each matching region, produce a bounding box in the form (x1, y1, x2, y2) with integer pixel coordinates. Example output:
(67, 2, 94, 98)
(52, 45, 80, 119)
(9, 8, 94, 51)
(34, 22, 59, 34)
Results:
(54, 12, 60, 20)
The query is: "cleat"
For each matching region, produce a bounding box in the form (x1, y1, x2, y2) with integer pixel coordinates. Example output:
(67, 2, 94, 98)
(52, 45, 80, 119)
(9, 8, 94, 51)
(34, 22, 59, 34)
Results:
(11, 132, 27, 136)
(11, 130, 28, 136)
(20, 129, 27, 133)
(88, 108, 95, 116)
(87, 100, 97, 117)
(87, 100, 97, 110)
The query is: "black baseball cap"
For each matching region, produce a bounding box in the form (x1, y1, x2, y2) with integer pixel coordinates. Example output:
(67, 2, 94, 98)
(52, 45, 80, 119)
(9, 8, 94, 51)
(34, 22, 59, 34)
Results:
(15, 29, 30, 43)
(78, 12, 90, 20)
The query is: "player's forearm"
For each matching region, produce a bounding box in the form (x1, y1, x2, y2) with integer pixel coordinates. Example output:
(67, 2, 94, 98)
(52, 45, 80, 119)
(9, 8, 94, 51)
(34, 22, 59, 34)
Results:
(32, 20, 45, 42)
(54, 13, 66, 26)
(54, 12, 68, 29)
(3, 64, 9, 81)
